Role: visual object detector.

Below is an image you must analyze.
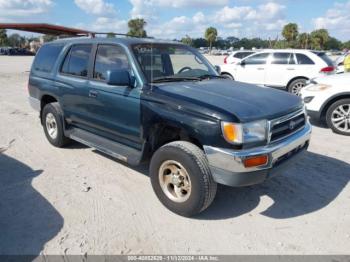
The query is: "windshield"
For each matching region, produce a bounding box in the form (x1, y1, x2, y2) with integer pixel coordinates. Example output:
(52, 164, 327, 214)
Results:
(132, 44, 217, 83)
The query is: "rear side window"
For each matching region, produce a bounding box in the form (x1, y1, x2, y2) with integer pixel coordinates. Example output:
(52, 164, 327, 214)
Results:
(313, 52, 334, 66)
(296, 54, 315, 65)
(61, 44, 92, 77)
(33, 44, 63, 73)
(244, 53, 270, 65)
(93, 45, 130, 81)
(272, 53, 295, 65)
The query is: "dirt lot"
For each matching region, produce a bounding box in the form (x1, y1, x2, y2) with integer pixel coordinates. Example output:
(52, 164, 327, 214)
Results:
(0, 56, 349, 255)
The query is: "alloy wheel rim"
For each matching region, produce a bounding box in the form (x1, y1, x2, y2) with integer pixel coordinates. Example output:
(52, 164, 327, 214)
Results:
(292, 82, 305, 95)
(158, 160, 192, 203)
(331, 104, 350, 133)
(45, 113, 58, 139)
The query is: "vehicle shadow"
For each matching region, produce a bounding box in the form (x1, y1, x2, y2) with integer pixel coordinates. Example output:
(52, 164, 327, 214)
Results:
(0, 153, 63, 255)
(198, 151, 350, 220)
(309, 117, 328, 129)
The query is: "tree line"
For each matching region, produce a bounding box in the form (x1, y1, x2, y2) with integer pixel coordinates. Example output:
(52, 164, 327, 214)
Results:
(183, 23, 350, 51)
(1, 20, 350, 51)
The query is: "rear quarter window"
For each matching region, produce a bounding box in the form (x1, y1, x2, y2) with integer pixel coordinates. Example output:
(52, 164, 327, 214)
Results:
(312, 52, 334, 66)
(296, 54, 315, 65)
(32, 44, 64, 73)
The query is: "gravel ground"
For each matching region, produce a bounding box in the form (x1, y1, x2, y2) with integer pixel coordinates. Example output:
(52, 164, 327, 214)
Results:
(0, 56, 350, 255)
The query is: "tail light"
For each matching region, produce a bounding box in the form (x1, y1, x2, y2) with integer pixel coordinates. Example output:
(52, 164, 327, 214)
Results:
(320, 66, 335, 74)
(224, 56, 228, 64)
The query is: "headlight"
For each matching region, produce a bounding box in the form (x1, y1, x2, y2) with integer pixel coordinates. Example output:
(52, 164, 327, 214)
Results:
(305, 84, 332, 91)
(221, 120, 267, 144)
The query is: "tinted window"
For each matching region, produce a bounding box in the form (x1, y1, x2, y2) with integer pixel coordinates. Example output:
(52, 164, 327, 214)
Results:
(33, 44, 63, 73)
(243, 53, 269, 65)
(312, 52, 334, 66)
(272, 53, 295, 65)
(61, 45, 92, 77)
(234, 52, 254, 59)
(296, 54, 314, 65)
(94, 45, 130, 80)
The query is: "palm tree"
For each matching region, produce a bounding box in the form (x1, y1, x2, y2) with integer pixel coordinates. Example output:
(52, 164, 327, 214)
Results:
(127, 18, 147, 38)
(205, 27, 218, 54)
(310, 29, 329, 50)
(298, 33, 310, 49)
(282, 23, 298, 47)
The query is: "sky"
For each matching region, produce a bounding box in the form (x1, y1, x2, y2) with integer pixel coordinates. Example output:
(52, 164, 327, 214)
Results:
(0, 0, 350, 41)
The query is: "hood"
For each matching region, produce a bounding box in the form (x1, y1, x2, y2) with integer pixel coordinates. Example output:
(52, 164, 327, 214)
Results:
(313, 72, 350, 86)
(154, 79, 303, 122)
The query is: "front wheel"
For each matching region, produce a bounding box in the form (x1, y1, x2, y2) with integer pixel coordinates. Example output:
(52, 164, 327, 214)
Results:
(150, 141, 217, 217)
(326, 99, 350, 136)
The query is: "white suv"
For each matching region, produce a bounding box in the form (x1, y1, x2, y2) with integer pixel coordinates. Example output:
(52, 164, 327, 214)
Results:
(300, 73, 350, 136)
(220, 49, 335, 94)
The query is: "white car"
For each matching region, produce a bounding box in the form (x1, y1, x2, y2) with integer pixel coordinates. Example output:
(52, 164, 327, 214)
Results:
(300, 73, 350, 136)
(224, 50, 256, 64)
(220, 49, 335, 94)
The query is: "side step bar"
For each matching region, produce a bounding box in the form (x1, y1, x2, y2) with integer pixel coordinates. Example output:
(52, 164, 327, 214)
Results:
(66, 128, 142, 165)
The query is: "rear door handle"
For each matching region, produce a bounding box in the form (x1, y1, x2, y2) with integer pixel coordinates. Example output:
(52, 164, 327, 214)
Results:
(257, 68, 264, 70)
(89, 90, 98, 98)
(287, 68, 295, 70)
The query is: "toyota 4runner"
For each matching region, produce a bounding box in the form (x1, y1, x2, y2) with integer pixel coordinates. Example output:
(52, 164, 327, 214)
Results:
(28, 37, 311, 217)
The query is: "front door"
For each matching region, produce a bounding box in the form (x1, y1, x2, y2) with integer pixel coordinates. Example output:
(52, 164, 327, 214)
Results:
(87, 44, 142, 150)
(235, 52, 270, 85)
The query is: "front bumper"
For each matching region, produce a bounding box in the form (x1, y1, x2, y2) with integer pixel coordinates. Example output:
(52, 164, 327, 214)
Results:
(204, 122, 312, 187)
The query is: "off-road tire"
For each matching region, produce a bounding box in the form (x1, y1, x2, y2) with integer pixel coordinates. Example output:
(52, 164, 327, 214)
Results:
(150, 141, 217, 217)
(42, 102, 70, 147)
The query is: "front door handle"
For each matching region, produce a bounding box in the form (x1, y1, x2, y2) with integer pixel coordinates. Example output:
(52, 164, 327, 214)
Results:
(257, 68, 265, 70)
(287, 68, 295, 71)
(89, 90, 98, 98)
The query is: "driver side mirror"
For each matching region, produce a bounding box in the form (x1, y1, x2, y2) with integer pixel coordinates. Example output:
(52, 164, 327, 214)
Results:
(239, 60, 246, 66)
(106, 70, 134, 87)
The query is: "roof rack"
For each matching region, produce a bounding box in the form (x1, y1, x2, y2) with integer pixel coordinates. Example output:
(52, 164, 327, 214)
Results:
(91, 32, 153, 39)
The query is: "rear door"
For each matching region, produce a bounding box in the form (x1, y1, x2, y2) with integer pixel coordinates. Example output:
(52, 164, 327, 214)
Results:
(294, 53, 318, 78)
(55, 44, 93, 129)
(235, 52, 270, 85)
(265, 52, 296, 88)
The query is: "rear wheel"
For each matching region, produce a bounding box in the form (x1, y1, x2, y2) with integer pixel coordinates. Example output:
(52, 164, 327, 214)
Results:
(150, 141, 217, 217)
(287, 78, 307, 95)
(326, 99, 350, 136)
(42, 102, 70, 147)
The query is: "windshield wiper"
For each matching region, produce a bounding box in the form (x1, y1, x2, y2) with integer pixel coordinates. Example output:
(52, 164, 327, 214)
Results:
(198, 74, 226, 80)
(152, 76, 201, 83)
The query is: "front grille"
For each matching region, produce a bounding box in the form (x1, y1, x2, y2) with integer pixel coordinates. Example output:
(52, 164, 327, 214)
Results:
(270, 111, 306, 142)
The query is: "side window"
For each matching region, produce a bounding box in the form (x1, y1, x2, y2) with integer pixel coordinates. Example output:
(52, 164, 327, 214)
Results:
(61, 44, 92, 77)
(243, 53, 269, 65)
(296, 54, 315, 65)
(271, 53, 294, 65)
(93, 45, 130, 81)
(33, 44, 63, 73)
(235, 52, 254, 59)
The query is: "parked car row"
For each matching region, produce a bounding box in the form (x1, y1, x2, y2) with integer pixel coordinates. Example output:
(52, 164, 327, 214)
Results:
(0, 47, 35, 56)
